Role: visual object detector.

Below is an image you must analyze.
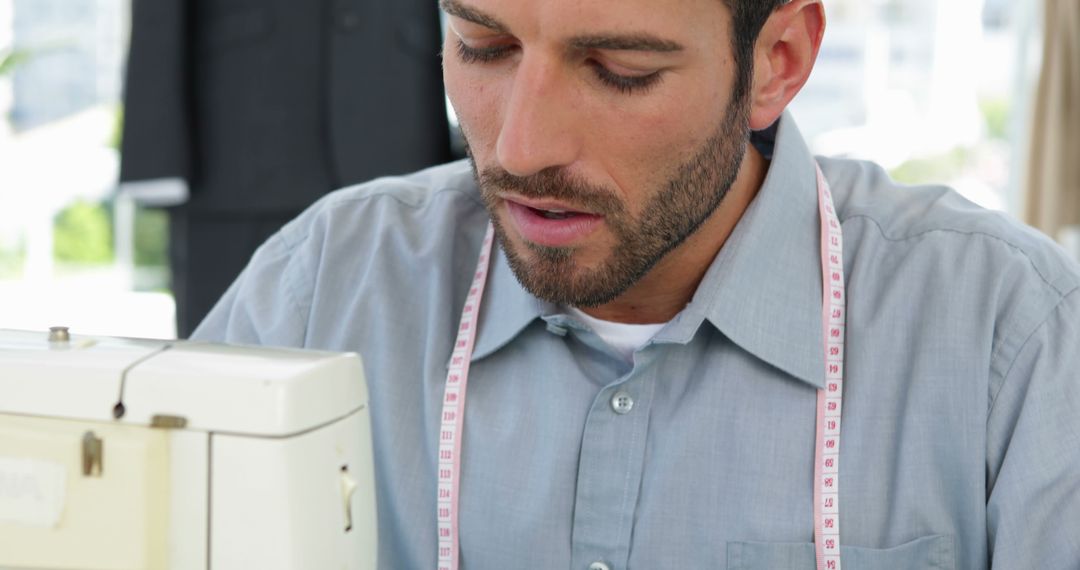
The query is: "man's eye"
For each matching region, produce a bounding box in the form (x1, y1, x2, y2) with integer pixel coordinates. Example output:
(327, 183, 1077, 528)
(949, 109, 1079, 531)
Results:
(455, 39, 663, 96)
(455, 39, 514, 64)
(589, 61, 664, 95)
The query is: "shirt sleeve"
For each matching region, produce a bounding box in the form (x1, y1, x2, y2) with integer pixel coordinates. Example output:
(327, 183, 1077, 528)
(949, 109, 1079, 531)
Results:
(986, 287, 1080, 567)
(189, 229, 311, 348)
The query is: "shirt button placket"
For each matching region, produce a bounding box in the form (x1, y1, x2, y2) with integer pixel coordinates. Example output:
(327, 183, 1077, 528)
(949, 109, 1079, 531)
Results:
(572, 373, 654, 569)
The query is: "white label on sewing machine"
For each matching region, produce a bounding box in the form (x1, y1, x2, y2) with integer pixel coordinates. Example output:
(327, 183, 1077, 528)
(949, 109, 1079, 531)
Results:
(0, 457, 67, 527)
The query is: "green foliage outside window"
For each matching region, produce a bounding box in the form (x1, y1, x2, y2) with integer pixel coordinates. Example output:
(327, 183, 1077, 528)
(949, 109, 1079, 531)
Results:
(979, 97, 1010, 141)
(889, 147, 972, 186)
(0, 240, 25, 278)
(53, 200, 114, 265)
(134, 206, 169, 268)
(110, 106, 123, 151)
(0, 48, 31, 77)
(49, 197, 169, 279)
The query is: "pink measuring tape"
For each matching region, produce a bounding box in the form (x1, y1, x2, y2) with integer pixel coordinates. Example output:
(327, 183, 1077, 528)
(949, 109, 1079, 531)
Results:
(437, 165, 845, 570)
(814, 164, 845, 570)
(436, 224, 495, 570)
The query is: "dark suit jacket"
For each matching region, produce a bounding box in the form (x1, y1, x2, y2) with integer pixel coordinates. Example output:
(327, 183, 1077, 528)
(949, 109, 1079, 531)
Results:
(120, 0, 452, 214)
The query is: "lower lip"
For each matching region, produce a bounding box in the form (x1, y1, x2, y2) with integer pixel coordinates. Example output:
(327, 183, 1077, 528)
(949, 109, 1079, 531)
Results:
(504, 201, 603, 248)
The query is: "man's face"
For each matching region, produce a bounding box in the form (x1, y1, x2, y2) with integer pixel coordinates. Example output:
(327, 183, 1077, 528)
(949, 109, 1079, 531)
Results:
(442, 0, 751, 307)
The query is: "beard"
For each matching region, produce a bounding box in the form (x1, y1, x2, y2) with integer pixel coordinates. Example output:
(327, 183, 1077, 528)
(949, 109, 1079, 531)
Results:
(467, 96, 750, 308)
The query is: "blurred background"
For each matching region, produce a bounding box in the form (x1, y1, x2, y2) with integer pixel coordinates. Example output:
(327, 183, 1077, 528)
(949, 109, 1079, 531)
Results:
(0, 0, 1073, 339)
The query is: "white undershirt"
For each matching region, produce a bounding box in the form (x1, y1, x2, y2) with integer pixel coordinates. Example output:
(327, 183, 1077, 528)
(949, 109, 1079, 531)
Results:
(566, 307, 666, 362)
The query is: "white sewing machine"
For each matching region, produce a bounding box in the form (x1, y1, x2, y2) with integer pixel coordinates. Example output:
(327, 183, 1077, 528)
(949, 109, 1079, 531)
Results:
(0, 328, 377, 570)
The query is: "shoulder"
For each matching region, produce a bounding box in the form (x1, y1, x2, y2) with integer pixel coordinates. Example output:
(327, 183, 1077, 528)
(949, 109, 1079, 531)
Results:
(244, 159, 488, 299)
(819, 156, 1080, 394)
(820, 156, 1080, 298)
(274, 159, 485, 254)
(193, 160, 490, 347)
(271, 157, 490, 307)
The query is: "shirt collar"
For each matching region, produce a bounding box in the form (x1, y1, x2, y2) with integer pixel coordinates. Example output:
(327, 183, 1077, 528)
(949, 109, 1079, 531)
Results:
(470, 112, 827, 389)
(657, 112, 826, 389)
(471, 243, 550, 361)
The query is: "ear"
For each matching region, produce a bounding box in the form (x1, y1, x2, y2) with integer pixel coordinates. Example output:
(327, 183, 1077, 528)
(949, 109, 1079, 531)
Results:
(747, 0, 826, 130)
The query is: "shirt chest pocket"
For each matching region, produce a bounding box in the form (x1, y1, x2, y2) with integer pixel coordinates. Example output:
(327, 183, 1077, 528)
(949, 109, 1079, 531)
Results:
(727, 535, 955, 570)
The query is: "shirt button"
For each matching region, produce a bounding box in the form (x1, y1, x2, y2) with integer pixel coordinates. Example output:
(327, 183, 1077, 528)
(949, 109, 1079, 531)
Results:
(588, 562, 612, 570)
(610, 391, 634, 415)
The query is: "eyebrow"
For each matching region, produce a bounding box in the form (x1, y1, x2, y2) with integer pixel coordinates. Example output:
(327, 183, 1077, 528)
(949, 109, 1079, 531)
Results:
(569, 34, 683, 53)
(440, 0, 508, 33)
(439, 0, 685, 53)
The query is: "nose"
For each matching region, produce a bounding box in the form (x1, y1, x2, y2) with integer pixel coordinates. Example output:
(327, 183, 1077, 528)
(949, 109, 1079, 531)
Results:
(495, 54, 582, 177)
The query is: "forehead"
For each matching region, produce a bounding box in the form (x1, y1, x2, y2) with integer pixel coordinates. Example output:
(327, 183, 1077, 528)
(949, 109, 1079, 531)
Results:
(443, 0, 730, 48)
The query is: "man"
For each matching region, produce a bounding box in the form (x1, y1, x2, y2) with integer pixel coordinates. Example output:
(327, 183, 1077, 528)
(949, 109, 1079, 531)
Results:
(194, 0, 1080, 567)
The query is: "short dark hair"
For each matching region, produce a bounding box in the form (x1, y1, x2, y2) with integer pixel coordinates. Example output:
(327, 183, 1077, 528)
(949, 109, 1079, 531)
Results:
(723, 0, 791, 102)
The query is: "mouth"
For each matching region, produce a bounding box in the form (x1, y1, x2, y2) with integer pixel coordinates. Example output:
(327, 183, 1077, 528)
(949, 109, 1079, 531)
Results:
(504, 196, 596, 216)
(501, 196, 604, 248)
(532, 208, 578, 220)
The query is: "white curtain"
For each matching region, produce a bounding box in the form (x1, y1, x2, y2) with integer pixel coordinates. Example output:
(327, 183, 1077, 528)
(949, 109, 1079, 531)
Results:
(1025, 0, 1080, 243)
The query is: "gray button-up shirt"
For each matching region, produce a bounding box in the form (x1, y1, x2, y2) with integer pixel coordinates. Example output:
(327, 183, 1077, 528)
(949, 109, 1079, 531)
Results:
(193, 114, 1080, 569)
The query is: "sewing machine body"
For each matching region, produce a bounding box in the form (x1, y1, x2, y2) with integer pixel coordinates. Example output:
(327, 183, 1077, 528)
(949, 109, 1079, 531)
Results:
(0, 329, 377, 570)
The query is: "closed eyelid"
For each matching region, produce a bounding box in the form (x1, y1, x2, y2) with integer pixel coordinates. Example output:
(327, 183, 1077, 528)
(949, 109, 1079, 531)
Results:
(597, 60, 660, 77)
(455, 39, 664, 95)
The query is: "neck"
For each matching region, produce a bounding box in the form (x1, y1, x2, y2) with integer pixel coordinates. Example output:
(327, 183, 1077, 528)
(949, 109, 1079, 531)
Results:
(579, 144, 768, 324)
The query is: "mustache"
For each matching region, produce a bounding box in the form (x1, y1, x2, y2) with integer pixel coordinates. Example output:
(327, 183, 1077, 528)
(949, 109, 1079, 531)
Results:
(477, 166, 622, 215)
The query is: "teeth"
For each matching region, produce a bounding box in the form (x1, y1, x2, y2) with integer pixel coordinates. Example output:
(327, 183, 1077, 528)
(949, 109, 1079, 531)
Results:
(540, 209, 574, 220)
